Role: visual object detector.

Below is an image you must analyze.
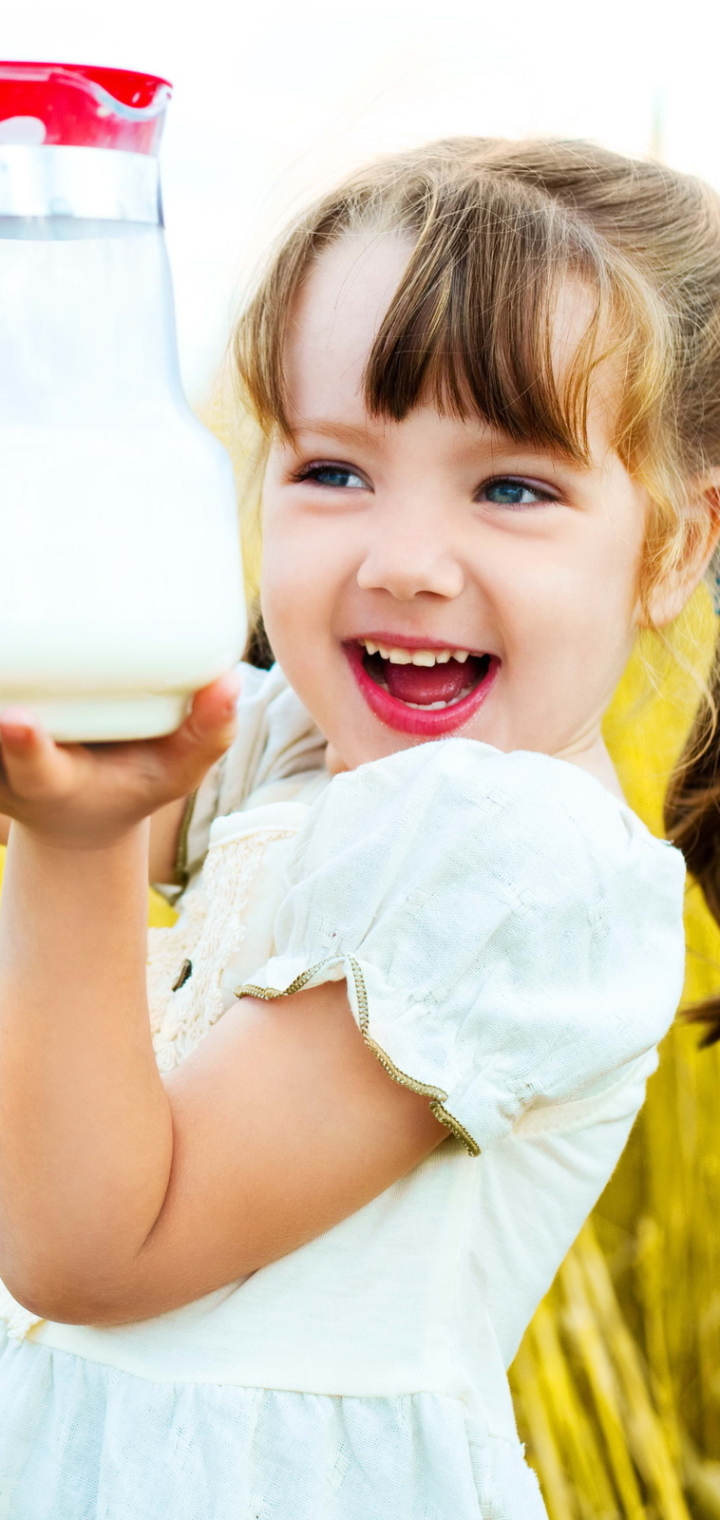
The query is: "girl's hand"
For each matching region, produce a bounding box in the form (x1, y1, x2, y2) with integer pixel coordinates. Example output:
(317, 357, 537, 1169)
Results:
(0, 672, 240, 851)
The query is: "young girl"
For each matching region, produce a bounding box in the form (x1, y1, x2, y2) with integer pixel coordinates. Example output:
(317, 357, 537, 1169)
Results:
(0, 136, 716, 1520)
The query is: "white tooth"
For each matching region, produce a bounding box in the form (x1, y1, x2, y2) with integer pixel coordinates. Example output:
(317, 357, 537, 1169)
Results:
(364, 641, 378, 656)
(453, 649, 469, 663)
(388, 648, 412, 664)
(377, 645, 390, 659)
(411, 650, 437, 666)
(435, 650, 451, 664)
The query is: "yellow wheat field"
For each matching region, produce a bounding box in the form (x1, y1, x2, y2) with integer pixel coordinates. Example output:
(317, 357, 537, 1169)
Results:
(509, 589, 720, 1519)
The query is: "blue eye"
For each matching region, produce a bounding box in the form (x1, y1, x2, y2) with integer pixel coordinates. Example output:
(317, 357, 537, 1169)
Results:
(482, 477, 553, 508)
(299, 464, 366, 490)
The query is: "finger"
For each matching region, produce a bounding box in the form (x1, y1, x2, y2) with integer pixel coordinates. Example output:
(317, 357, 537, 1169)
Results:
(153, 672, 241, 791)
(186, 672, 242, 737)
(0, 709, 78, 802)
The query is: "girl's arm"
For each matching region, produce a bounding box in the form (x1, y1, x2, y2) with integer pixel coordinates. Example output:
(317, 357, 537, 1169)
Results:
(0, 693, 444, 1328)
(0, 798, 190, 884)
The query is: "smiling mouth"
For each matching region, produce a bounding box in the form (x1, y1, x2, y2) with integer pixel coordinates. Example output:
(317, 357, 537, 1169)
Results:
(362, 644, 491, 707)
(345, 639, 499, 736)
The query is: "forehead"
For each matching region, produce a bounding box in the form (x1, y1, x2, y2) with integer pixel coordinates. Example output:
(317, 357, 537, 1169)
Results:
(284, 230, 615, 458)
(285, 232, 411, 424)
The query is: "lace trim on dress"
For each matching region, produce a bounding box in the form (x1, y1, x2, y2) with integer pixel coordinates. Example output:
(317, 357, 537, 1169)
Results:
(149, 828, 297, 1073)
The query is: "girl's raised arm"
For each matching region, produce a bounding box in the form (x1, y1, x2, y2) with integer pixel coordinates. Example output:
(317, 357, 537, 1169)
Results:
(0, 798, 190, 883)
(0, 689, 445, 1328)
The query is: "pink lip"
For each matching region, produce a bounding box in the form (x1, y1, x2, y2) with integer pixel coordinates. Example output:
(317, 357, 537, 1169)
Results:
(344, 641, 500, 737)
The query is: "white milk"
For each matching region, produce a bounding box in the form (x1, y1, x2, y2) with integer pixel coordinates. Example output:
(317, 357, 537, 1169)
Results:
(0, 218, 246, 739)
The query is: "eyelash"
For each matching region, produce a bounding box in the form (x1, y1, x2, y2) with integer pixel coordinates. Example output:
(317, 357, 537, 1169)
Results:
(290, 462, 559, 508)
(480, 478, 558, 509)
(291, 462, 366, 490)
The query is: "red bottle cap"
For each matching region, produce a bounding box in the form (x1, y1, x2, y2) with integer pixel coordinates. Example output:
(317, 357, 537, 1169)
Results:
(0, 62, 171, 155)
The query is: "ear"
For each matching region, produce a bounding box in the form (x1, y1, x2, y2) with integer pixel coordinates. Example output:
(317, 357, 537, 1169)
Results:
(642, 469, 720, 627)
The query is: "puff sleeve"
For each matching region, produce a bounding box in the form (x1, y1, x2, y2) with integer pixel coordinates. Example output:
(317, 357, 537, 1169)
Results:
(237, 739, 686, 1156)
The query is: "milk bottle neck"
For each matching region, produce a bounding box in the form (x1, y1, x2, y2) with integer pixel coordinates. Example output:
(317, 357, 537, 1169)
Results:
(0, 148, 188, 428)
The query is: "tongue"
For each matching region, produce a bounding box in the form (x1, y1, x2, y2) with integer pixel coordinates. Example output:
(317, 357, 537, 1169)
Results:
(384, 657, 473, 705)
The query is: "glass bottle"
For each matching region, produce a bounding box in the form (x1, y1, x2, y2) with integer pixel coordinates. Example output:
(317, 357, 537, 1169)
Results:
(0, 61, 246, 739)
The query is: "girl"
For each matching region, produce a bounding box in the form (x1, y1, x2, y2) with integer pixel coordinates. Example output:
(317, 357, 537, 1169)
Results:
(0, 136, 716, 1520)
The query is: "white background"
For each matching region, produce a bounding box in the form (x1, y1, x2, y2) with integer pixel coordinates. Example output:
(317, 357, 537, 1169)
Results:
(3, 0, 718, 403)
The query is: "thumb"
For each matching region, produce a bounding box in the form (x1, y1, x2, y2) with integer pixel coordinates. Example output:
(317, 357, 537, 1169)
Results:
(156, 672, 241, 789)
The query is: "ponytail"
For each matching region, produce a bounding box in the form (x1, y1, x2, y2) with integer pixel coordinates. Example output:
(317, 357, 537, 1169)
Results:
(664, 635, 720, 1043)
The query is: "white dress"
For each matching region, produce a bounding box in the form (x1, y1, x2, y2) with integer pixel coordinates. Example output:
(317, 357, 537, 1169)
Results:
(0, 664, 687, 1520)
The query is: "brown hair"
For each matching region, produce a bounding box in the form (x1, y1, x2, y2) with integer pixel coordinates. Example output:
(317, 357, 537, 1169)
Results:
(232, 137, 720, 1033)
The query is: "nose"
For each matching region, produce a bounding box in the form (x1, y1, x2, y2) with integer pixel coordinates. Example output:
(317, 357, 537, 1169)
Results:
(356, 508, 465, 602)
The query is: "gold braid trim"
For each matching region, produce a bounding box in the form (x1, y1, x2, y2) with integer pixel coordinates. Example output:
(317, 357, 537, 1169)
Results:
(236, 954, 480, 1157)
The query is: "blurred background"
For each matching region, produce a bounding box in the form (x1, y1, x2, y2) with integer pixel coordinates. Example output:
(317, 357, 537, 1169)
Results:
(2, 0, 713, 405)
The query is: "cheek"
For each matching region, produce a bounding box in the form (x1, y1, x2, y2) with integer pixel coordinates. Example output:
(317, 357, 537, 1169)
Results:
(259, 498, 345, 657)
(585, 516, 645, 641)
(259, 542, 311, 659)
(492, 531, 639, 672)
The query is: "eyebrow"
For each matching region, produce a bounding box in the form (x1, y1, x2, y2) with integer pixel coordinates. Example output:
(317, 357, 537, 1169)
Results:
(288, 419, 378, 445)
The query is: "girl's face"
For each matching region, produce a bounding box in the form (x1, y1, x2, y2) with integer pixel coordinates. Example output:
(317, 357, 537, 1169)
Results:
(260, 233, 652, 771)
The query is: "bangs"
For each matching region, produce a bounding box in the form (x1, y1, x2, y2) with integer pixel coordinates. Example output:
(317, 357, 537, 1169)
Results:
(362, 177, 624, 466)
(236, 157, 660, 473)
